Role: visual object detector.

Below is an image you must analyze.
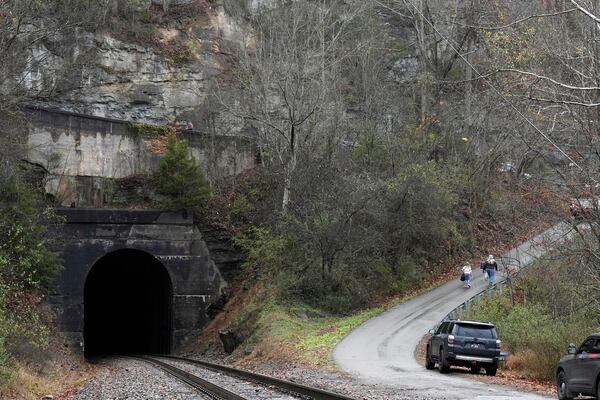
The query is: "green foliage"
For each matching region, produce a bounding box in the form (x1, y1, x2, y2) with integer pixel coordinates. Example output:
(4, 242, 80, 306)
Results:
(483, 28, 538, 68)
(461, 255, 600, 381)
(231, 136, 471, 312)
(350, 132, 394, 173)
(231, 194, 254, 220)
(233, 164, 453, 312)
(171, 39, 198, 66)
(0, 179, 61, 289)
(384, 162, 462, 260)
(47, 0, 108, 29)
(127, 122, 173, 139)
(99, 65, 128, 76)
(234, 227, 294, 281)
(156, 134, 212, 211)
(0, 171, 60, 382)
(463, 296, 596, 381)
(259, 301, 386, 366)
(108, 0, 156, 43)
(3, 0, 106, 30)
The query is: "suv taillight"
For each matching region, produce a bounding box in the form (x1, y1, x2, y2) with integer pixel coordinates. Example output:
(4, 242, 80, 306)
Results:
(448, 335, 455, 346)
(496, 339, 501, 348)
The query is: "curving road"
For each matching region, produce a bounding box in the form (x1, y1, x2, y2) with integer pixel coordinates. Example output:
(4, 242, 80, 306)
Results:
(333, 222, 575, 399)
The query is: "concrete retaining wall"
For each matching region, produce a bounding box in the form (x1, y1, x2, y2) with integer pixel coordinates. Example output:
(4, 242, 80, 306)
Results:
(25, 108, 257, 206)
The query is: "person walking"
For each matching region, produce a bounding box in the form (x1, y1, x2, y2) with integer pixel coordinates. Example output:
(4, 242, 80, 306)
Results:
(485, 255, 498, 286)
(461, 262, 472, 288)
(479, 259, 487, 281)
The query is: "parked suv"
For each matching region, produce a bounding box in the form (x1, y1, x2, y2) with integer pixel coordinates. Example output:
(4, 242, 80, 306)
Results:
(425, 319, 504, 375)
(555, 333, 600, 400)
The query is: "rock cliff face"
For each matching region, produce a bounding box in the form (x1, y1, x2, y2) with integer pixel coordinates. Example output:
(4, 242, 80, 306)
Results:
(18, 1, 263, 206)
(27, 1, 249, 133)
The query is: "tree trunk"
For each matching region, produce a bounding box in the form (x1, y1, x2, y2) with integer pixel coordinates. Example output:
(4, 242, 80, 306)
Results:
(111, 0, 119, 16)
(282, 126, 297, 213)
(418, 0, 428, 125)
(464, 40, 472, 131)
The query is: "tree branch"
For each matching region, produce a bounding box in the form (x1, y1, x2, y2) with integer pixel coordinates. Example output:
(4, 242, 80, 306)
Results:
(569, 0, 600, 25)
(499, 68, 600, 90)
(528, 96, 600, 108)
(448, 8, 578, 30)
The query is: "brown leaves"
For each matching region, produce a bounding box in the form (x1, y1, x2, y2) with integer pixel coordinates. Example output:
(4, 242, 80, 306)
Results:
(143, 127, 176, 155)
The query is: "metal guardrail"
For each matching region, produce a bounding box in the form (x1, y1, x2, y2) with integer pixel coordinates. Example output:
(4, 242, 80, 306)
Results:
(441, 255, 522, 322)
(439, 220, 577, 329)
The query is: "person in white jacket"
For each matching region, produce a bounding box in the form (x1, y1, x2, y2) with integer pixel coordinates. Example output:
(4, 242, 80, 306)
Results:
(461, 262, 472, 288)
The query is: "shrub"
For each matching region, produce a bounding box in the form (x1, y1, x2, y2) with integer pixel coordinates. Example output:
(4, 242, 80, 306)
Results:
(233, 159, 466, 313)
(462, 291, 598, 380)
(0, 179, 60, 289)
(155, 134, 211, 212)
(171, 39, 198, 66)
(108, 0, 157, 44)
(231, 194, 253, 221)
(0, 173, 60, 382)
(127, 122, 173, 139)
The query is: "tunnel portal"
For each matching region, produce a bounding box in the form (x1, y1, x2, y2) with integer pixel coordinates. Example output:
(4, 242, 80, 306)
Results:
(84, 249, 172, 357)
(50, 208, 225, 355)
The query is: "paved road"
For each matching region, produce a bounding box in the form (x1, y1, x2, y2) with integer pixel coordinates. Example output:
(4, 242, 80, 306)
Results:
(333, 222, 575, 399)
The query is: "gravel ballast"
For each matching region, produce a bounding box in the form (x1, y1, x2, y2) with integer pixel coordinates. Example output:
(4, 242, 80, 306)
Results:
(72, 357, 208, 400)
(71, 356, 438, 400)
(246, 362, 439, 400)
(161, 358, 300, 400)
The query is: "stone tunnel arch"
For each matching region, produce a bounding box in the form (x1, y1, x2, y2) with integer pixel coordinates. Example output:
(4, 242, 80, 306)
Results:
(83, 249, 173, 357)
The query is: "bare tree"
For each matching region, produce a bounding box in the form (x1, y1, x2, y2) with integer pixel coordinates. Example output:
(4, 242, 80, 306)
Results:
(0, 0, 106, 183)
(222, 0, 368, 213)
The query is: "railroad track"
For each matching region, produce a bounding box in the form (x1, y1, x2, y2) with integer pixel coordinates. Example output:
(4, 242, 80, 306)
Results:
(131, 355, 246, 400)
(134, 354, 357, 400)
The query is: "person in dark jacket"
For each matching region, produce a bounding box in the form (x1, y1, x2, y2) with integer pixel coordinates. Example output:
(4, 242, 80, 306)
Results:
(484, 255, 498, 286)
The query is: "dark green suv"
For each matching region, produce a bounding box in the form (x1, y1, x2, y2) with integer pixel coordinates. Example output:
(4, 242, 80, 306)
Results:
(425, 320, 505, 376)
(556, 334, 600, 399)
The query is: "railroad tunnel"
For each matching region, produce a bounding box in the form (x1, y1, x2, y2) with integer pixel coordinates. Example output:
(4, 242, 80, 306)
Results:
(83, 249, 173, 357)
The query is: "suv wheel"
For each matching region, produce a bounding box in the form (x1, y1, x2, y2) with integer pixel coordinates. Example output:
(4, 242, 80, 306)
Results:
(425, 345, 435, 370)
(437, 347, 449, 373)
(556, 370, 572, 400)
(485, 366, 497, 376)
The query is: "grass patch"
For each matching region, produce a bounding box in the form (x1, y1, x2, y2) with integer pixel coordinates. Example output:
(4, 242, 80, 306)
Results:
(0, 360, 92, 400)
(263, 304, 384, 367)
(247, 284, 436, 368)
(127, 122, 174, 139)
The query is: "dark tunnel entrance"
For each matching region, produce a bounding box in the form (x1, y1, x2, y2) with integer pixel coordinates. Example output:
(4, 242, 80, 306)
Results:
(84, 249, 172, 357)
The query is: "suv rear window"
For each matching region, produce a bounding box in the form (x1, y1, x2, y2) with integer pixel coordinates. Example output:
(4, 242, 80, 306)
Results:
(455, 324, 496, 338)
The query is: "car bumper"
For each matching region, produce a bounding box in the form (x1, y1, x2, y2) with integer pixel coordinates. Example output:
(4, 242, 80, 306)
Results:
(454, 355, 494, 363)
(447, 352, 507, 365)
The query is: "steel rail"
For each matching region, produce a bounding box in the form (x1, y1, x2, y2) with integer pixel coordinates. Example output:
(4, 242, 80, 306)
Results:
(150, 354, 358, 400)
(132, 355, 248, 400)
